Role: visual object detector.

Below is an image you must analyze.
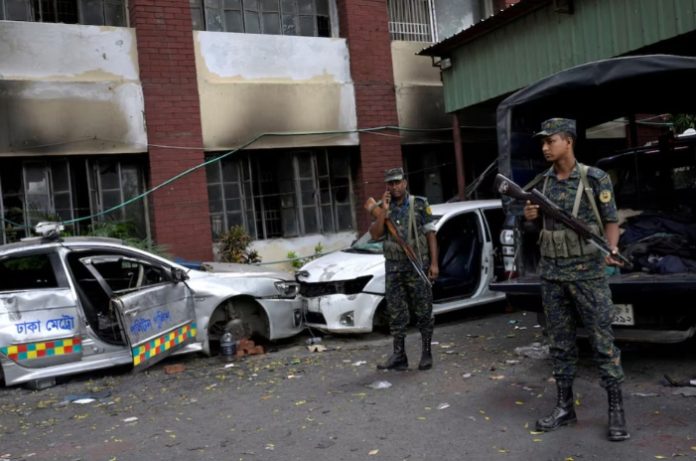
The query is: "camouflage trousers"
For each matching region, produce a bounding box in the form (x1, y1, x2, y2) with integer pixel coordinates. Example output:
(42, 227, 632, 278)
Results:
(385, 269, 434, 338)
(541, 278, 625, 387)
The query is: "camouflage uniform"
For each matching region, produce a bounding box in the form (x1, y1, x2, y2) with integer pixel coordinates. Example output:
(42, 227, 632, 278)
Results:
(383, 192, 436, 338)
(538, 163, 625, 387)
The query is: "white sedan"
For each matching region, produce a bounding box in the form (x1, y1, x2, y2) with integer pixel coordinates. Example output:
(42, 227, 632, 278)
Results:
(0, 235, 302, 387)
(296, 200, 507, 333)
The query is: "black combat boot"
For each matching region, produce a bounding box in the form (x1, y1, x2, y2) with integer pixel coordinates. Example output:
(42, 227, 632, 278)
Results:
(418, 331, 433, 370)
(607, 382, 630, 441)
(377, 336, 408, 370)
(536, 380, 577, 431)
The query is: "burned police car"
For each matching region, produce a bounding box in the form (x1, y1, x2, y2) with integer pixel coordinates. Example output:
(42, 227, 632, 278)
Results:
(0, 224, 302, 387)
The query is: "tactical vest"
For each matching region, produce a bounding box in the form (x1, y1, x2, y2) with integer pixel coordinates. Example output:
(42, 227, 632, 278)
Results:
(383, 196, 429, 263)
(531, 164, 604, 259)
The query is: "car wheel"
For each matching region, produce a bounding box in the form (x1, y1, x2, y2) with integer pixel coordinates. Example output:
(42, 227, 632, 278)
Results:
(208, 298, 269, 353)
(372, 301, 390, 334)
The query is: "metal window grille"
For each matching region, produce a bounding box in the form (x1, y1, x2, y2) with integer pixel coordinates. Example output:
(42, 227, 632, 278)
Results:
(387, 0, 436, 42)
(0, 0, 125, 25)
(206, 149, 355, 241)
(193, 0, 331, 36)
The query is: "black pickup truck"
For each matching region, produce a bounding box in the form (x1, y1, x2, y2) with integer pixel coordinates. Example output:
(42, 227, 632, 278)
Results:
(489, 55, 696, 343)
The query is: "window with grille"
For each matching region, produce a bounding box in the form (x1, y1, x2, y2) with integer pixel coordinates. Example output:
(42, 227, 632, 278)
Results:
(0, 0, 126, 26)
(190, 0, 331, 37)
(87, 158, 150, 240)
(0, 157, 150, 244)
(206, 148, 355, 240)
(387, 0, 435, 42)
(0, 160, 76, 244)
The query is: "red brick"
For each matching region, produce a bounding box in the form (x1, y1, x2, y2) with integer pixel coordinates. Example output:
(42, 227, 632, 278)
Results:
(130, 0, 212, 261)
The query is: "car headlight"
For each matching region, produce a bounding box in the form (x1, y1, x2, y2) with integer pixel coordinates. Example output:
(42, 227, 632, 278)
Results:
(275, 281, 300, 298)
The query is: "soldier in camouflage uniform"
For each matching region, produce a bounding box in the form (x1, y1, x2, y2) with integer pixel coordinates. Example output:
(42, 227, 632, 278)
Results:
(524, 118, 629, 441)
(368, 167, 438, 371)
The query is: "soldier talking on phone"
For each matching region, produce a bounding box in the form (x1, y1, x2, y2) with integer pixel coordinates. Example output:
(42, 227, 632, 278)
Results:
(365, 167, 438, 371)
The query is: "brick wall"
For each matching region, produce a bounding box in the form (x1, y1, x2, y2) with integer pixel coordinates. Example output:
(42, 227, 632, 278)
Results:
(129, 0, 213, 261)
(337, 0, 403, 232)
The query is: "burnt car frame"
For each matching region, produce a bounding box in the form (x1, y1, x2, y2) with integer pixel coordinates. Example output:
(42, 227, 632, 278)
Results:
(0, 236, 302, 387)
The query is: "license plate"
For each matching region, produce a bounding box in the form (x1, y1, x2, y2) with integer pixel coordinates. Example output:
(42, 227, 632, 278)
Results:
(613, 304, 634, 326)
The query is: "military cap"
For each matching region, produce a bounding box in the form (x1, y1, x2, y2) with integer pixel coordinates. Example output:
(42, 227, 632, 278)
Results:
(384, 167, 405, 182)
(533, 118, 577, 138)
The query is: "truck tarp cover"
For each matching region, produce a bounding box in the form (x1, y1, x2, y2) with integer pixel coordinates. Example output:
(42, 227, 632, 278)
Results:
(496, 54, 696, 178)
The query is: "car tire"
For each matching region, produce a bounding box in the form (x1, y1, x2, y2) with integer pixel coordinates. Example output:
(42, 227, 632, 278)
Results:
(208, 298, 269, 353)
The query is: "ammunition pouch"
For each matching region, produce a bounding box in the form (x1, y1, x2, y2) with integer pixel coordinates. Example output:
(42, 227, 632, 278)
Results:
(538, 225, 600, 258)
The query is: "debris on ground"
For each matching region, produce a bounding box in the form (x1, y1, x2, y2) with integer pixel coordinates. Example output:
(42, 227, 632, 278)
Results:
(367, 380, 392, 390)
(236, 338, 265, 357)
(663, 374, 696, 387)
(61, 390, 112, 405)
(514, 342, 550, 360)
(164, 363, 186, 375)
(673, 387, 696, 397)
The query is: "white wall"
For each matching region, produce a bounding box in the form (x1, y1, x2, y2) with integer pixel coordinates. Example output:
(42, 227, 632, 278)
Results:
(0, 21, 147, 156)
(194, 32, 358, 150)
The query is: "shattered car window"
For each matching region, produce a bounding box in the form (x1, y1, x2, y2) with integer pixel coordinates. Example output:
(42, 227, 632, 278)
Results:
(0, 254, 58, 291)
(347, 232, 383, 254)
(346, 215, 443, 254)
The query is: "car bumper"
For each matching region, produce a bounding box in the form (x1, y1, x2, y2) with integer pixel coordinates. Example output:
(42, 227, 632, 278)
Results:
(258, 298, 304, 340)
(302, 292, 383, 334)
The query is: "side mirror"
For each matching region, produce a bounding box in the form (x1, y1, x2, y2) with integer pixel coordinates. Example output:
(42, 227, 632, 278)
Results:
(172, 267, 189, 283)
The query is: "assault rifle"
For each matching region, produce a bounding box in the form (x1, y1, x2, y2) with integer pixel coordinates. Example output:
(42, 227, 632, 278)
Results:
(494, 173, 633, 270)
(364, 197, 432, 287)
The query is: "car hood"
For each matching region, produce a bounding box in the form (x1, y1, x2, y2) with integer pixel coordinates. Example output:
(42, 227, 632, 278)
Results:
(299, 250, 384, 282)
(188, 268, 291, 282)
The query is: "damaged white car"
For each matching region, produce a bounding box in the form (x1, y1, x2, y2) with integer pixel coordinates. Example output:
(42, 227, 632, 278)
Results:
(0, 231, 302, 387)
(297, 201, 507, 333)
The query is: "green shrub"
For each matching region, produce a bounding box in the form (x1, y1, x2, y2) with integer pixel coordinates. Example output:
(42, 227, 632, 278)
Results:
(289, 242, 324, 269)
(89, 221, 169, 257)
(219, 225, 261, 264)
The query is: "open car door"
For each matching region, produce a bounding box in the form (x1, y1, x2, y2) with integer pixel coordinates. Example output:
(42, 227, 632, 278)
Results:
(80, 255, 196, 371)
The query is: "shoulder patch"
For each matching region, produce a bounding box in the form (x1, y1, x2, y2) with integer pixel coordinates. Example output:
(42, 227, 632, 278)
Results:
(425, 205, 432, 215)
(599, 189, 612, 203)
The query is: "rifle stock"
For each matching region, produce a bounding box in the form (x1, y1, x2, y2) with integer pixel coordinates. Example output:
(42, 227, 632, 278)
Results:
(494, 173, 633, 270)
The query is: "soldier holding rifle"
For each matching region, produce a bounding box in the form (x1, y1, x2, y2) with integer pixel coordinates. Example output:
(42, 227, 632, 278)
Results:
(365, 167, 438, 371)
(522, 118, 629, 441)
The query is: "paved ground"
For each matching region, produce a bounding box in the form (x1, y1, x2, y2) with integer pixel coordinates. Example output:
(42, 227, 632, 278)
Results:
(1, 307, 695, 461)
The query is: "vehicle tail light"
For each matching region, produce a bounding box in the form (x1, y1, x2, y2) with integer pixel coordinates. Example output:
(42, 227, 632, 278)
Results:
(500, 229, 518, 280)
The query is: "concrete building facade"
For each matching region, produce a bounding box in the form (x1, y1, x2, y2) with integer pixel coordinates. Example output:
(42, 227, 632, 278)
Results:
(0, 0, 493, 264)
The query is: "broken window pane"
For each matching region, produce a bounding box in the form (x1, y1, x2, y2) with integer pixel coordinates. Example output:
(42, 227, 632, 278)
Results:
(281, 14, 296, 34)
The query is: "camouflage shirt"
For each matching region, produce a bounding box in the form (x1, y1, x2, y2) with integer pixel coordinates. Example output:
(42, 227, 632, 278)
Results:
(382, 193, 436, 272)
(538, 163, 618, 281)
